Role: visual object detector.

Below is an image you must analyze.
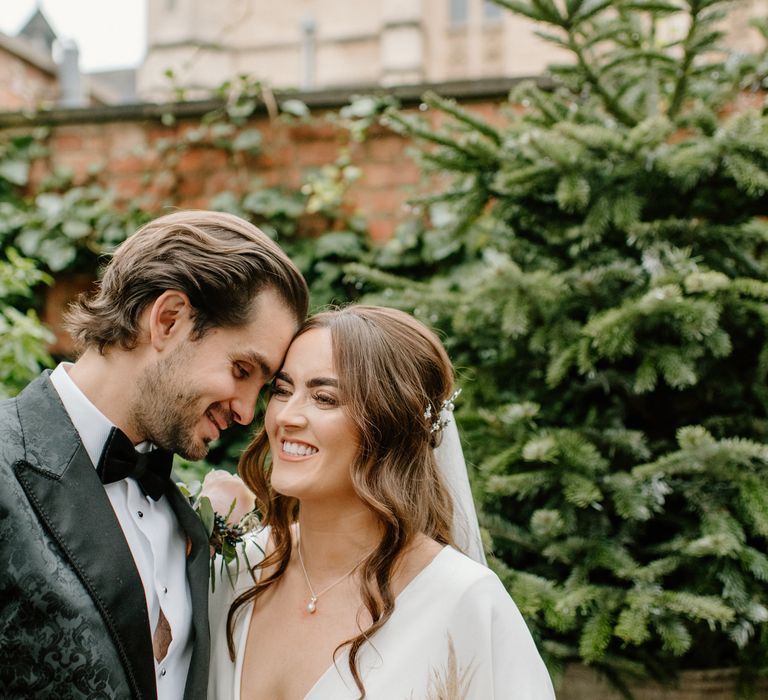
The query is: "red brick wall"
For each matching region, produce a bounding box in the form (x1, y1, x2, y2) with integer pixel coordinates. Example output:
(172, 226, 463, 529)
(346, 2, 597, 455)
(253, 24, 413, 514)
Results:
(25, 98, 506, 243)
(10, 91, 510, 356)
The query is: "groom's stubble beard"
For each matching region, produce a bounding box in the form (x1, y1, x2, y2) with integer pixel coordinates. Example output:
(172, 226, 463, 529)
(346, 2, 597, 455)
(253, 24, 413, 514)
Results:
(129, 341, 218, 461)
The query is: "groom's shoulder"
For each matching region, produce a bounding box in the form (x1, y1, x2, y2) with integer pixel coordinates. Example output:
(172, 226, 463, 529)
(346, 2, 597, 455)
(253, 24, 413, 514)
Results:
(0, 392, 24, 465)
(0, 372, 58, 467)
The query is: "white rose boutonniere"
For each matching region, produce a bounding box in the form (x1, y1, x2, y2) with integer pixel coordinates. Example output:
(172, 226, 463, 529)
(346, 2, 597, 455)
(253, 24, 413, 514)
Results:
(178, 469, 260, 591)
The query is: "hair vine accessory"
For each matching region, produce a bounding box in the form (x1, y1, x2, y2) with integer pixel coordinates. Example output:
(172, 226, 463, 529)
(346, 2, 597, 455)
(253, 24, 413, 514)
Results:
(424, 388, 462, 435)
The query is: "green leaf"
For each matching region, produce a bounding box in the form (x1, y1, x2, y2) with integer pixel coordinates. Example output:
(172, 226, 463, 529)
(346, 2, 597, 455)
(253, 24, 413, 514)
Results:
(281, 99, 310, 118)
(38, 238, 77, 272)
(313, 231, 366, 259)
(62, 220, 92, 240)
(231, 129, 263, 153)
(35, 192, 64, 218)
(0, 159, 30, 186)
(198, 496, 215, 537)
(15, 229, 46, 258)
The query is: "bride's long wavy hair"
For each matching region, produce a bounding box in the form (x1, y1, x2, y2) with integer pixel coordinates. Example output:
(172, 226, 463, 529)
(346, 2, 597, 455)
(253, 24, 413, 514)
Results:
(228, 305, 456, 698)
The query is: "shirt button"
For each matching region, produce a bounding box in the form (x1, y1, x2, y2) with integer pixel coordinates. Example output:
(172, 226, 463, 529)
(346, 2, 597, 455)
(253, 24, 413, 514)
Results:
(163, 586, 168, 594)
(137, 511, 144, 518)
(160, 668, 167, 677)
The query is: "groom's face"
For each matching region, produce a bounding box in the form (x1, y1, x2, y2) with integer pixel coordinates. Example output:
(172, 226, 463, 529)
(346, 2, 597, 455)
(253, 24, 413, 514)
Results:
(130, 288, 297, 460)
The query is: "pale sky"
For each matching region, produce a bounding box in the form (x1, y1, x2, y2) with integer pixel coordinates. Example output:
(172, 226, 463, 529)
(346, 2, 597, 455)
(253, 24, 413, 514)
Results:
(0, 1, 146, 72)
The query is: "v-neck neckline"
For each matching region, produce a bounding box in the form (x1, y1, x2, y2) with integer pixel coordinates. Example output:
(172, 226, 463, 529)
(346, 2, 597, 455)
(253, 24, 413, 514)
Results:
(235, 543, 452, 700)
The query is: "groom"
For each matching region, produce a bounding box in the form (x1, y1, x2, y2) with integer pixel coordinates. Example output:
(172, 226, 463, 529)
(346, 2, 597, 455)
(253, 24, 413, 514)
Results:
(0, 210, 308, 699)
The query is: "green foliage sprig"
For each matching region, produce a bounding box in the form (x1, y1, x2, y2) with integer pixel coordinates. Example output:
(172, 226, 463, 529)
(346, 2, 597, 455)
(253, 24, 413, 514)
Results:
(0, 248, 53, 398)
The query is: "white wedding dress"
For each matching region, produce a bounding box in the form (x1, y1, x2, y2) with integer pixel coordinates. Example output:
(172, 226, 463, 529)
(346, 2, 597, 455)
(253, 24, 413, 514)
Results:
(208, 528, 555, 700)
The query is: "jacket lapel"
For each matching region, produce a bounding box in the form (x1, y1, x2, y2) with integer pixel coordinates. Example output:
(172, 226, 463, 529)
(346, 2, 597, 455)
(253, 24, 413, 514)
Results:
(165, 484, 211, 700)
(13, 374, 157, 700)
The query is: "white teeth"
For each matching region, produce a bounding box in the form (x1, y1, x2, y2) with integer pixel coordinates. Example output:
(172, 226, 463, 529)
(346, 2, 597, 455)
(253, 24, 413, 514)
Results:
(282, 441, 318, 456)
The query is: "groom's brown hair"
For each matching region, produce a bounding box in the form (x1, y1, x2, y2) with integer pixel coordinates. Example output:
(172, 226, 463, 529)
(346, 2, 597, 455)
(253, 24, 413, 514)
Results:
(65, 209, 308, 353)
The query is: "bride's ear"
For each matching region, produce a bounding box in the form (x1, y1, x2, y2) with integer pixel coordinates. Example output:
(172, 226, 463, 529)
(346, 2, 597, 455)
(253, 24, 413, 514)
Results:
(146, 290, 194, 351)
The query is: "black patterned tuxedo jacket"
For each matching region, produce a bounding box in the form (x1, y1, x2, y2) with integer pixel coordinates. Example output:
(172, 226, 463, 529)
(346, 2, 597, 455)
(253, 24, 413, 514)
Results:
(0, 372, 211, 699)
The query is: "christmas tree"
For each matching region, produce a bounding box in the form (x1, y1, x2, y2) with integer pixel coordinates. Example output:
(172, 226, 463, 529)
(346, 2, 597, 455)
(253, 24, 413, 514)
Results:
(348, 0, 768, 690)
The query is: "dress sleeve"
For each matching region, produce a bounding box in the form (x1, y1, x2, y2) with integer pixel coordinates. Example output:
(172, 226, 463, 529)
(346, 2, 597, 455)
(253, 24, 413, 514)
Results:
(446, 571, 556, 700)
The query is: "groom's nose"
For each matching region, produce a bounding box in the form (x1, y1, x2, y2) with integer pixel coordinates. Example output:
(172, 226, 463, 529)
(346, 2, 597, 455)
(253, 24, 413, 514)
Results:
(229, 381, 262, 426)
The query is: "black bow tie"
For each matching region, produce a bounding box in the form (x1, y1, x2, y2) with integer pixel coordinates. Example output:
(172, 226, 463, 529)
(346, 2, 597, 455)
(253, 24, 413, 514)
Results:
(96, 427, 173, 501)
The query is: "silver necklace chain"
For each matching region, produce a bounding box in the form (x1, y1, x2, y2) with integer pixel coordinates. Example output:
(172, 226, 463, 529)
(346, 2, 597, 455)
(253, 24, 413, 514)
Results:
(296, 535, 369, 615)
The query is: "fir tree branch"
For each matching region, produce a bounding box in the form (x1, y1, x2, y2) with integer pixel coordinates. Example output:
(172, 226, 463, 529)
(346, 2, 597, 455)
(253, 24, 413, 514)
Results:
(342, 263, 430, 291)
(668, 1, 711, 118)
(499, 0, 638, 125)
(568, 33, 638, 126)
(422, 92, 504, 146)
(381, 110, 479, 157)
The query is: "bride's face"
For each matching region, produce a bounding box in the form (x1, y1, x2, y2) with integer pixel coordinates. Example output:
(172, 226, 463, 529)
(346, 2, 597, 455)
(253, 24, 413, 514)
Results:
(266, 328, 361, 504)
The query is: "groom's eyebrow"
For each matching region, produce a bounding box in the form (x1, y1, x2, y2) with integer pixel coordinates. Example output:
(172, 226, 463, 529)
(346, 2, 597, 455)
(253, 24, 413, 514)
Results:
(242, 351, 274, 379)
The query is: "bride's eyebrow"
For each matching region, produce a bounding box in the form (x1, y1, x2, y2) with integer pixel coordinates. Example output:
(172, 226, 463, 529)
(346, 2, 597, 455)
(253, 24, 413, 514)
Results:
(307, 377, 339, 388)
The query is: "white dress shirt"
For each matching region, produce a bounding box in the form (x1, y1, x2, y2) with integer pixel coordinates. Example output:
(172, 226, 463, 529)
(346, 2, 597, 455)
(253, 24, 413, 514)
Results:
(50, 363, 193, 700)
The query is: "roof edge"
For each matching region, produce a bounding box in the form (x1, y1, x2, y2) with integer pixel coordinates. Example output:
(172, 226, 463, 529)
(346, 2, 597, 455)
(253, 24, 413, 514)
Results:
(0, 75, 552, 128)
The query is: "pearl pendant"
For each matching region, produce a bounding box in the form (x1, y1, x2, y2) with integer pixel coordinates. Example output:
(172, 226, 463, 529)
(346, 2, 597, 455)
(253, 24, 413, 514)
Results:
(307, 596, 317, 614)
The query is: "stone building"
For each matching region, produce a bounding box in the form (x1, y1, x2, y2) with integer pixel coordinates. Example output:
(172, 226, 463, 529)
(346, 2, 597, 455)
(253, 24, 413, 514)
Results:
(137, 0, 768, 102)
(0, 8, 135, 111)
(0, 9, 59, 111)
(137, 0, 560, 99)
(4, 1, 766, 109)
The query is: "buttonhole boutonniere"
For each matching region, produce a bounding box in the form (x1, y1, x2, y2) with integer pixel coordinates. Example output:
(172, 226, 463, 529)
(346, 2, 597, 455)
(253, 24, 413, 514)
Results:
(178, 469, 261, 592)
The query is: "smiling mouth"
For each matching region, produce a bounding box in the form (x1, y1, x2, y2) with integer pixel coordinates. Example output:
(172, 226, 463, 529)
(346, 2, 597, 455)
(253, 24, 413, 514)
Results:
(206, 406, 233, 432)
(205, 409, 222, 436)
(282, 440, 318, 456)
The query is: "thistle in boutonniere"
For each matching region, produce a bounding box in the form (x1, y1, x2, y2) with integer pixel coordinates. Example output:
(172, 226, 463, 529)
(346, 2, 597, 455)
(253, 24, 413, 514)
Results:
(178, 469, 259, 592)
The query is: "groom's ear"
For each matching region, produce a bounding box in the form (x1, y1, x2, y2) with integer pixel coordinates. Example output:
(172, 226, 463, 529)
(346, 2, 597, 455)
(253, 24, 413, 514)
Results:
(147, 290, 193, 351)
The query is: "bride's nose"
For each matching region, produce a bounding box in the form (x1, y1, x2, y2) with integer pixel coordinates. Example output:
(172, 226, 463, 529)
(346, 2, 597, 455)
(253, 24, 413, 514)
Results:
(273, 394, 309, 429)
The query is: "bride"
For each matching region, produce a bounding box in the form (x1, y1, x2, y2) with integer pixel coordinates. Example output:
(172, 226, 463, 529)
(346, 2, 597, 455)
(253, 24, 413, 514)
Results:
(208, 305, 555, 699)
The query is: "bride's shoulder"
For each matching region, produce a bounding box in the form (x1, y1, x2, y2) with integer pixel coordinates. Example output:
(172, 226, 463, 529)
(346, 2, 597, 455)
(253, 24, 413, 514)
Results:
(392, 534, 447, 595)
(417, 542, 499, 598)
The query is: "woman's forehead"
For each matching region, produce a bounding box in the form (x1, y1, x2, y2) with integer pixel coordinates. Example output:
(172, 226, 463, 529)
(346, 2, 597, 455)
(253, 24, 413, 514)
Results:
(282, 327, 336, 379)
